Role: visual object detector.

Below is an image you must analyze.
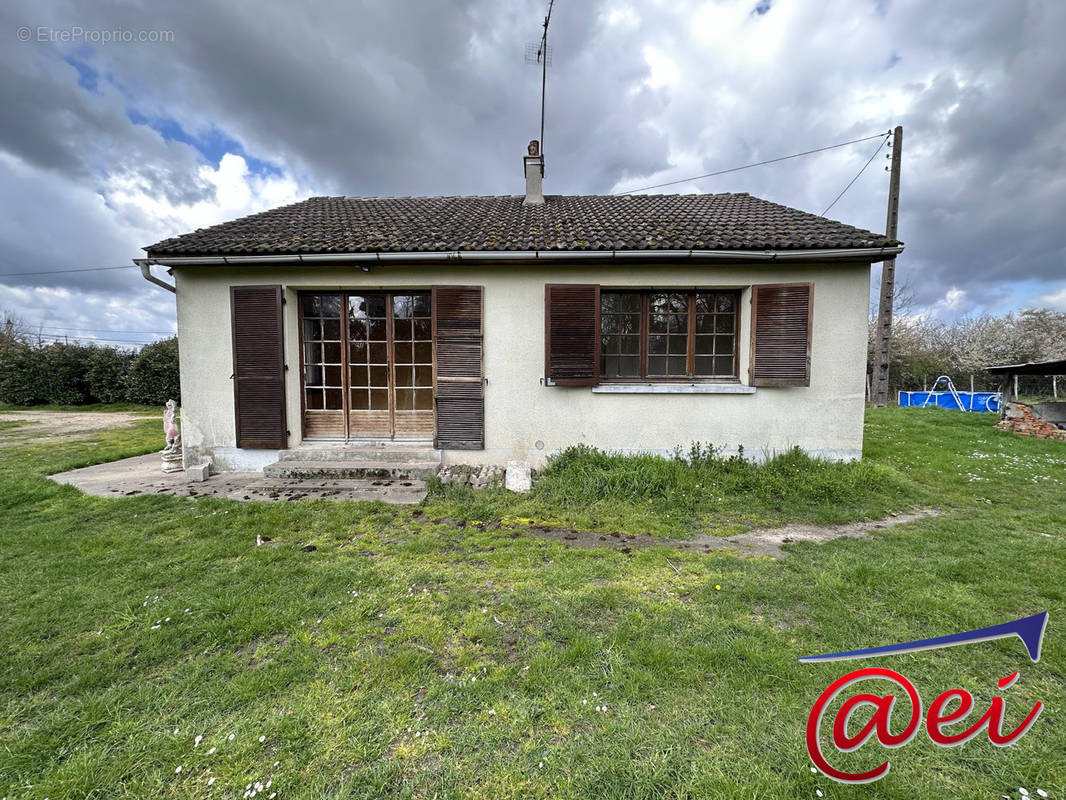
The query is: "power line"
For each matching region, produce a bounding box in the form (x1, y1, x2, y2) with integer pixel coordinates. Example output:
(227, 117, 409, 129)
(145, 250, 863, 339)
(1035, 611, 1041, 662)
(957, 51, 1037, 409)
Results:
(615, 131, 892, 195)
(31, 334, 157, 345)
(820, 134, 890, 217)
(29, 324, 175, 335)
(0, 265, 137, 277)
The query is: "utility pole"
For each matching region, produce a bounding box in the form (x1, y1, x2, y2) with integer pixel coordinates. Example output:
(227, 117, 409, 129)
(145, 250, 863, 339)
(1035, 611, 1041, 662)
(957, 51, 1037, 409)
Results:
(871, 125, 903, 407)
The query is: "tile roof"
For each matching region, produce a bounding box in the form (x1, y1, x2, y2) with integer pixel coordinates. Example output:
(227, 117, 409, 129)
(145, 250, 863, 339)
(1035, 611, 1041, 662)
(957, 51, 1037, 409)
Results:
(144, 193, 899, 257)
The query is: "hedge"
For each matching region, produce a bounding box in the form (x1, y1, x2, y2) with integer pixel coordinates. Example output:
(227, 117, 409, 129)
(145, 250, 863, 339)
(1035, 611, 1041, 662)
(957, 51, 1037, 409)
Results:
(0, 337, 179, 407)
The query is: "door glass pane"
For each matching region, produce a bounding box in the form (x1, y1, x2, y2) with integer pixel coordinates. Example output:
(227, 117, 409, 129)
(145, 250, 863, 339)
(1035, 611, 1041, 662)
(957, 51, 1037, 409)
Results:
(325, 388, 342, 409)
(369, 365, 389, 386)
(370, 388, 389, 410)
(349, 365, 369, 389)
(349, 341, 369, 363)
(648, 356, 666, 375)
(414, 341, 432, 363)
(414, 365, 432, 387)
(395, 389, 414, 410)
(667, 356, 687, 375)
(305, 389, 324, 409)
(395, 366, 414, 387)
(351, 389, 370, 410)
(415, 389, 433, 410)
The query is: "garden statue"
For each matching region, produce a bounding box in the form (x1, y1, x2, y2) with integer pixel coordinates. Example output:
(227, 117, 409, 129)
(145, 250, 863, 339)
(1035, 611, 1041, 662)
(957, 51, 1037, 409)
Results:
(161, 399, 183, 473)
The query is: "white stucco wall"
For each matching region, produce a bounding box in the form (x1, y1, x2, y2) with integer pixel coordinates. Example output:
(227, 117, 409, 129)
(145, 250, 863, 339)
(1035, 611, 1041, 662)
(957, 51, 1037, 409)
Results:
(172, 261, 871, 470)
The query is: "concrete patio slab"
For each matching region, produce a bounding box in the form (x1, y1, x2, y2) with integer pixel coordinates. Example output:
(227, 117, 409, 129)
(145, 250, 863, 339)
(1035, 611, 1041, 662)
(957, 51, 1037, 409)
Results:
(49, 453, 427, 504)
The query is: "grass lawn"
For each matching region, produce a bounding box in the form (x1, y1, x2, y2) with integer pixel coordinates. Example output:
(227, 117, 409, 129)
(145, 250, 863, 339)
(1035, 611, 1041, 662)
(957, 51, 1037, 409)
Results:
(0, 407, 1063, 799)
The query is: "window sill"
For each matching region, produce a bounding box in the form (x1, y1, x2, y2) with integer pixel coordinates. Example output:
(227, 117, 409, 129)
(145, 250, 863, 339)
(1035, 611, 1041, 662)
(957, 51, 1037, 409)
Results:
(591, 383, 756, 394)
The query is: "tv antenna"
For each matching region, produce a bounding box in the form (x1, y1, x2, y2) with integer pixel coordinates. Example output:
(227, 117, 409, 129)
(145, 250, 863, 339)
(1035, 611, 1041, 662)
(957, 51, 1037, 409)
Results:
(524, 0, 555, 153)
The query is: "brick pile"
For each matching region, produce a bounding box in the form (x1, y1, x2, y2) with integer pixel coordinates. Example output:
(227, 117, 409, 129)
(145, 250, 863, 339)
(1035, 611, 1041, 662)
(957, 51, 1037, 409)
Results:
(996, 403, 1066, 441)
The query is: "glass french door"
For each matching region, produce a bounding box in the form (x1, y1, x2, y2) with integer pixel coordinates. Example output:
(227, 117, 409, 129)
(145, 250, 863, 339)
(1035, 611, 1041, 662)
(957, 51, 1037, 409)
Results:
(301, 292, 434, 441)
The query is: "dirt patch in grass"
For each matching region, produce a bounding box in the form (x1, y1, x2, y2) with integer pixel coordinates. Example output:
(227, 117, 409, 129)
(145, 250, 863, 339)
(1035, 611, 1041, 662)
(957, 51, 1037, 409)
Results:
(0, 410, 147, 446)
(519, 508, 940, 557)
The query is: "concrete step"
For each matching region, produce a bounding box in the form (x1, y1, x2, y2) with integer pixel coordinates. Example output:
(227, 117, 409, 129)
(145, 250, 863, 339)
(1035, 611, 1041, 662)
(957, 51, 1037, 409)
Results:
(278, 445, 441, 464)
(263, 459, 440, 480)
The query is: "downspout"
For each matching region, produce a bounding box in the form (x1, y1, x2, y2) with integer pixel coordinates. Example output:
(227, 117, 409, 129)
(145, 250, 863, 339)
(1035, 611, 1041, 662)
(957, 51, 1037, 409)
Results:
(134, 258, 176, 293)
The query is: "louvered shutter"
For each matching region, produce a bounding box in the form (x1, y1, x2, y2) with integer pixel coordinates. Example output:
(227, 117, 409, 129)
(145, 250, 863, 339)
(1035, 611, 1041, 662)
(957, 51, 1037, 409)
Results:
(230, 285, 287, 448)
(433, 286, 484, 450)
(750, 283, 813, 387)
(545, 284, 600, 386)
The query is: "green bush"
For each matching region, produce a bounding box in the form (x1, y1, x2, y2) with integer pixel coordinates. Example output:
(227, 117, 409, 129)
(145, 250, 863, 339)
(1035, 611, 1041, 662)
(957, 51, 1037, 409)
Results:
(124, 337, 180, 406)
(86, 347, 135, 404)
(0, 336, 179, 407)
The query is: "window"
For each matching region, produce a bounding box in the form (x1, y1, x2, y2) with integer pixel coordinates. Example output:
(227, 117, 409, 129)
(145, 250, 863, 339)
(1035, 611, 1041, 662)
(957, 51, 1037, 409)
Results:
(600, 290, 739, 380)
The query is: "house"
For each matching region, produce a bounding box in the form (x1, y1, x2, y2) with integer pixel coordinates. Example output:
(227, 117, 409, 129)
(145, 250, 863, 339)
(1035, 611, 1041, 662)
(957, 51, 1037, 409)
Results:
(136, 144, 902, 474)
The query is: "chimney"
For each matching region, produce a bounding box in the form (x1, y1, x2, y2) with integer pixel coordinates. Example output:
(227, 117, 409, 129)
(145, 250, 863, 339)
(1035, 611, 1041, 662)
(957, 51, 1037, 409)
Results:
(523, 139, 544, 205)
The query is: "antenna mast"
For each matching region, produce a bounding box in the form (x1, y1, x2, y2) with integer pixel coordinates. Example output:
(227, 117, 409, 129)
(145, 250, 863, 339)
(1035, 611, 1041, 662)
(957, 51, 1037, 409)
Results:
(525, 0, 555, 152)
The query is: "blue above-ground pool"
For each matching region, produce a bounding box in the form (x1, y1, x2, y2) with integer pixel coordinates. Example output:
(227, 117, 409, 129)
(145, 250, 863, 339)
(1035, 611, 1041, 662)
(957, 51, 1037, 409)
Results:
(898, 391, 1001, 413)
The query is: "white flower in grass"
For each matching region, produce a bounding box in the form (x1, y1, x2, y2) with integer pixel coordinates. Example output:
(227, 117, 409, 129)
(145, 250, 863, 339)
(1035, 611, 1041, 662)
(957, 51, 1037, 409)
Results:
(487, 709, 495, 716)
(151, 624, 161, 630)
(539, 761, 544, 769)
(1037, 791, 1048, 799)
(595, 705, 601, 712)
(207, 746, 216, 755)
(165, 617, 171, 622)
(273, 761, 280, 768)
(175, 765, 183, 774)
(809, 767, 816, 774)
(1021, 790, 1029, 797)
(194, 734, 203, 747)
(208, 776, 216, 786)
(582, 699, 587, 706)
(228, 733, 236, 741)
(173, 727, 180, 735)
(815, 790, 823, 798)
(259, 735, 266, 743)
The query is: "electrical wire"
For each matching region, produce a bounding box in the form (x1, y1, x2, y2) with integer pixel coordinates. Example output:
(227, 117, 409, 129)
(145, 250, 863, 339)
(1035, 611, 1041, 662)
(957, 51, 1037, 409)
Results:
(29, 334, 158, 345)
(29, 324, 175, 335)
(819, 133, 891, 217)
(615, 131, 892, 195)
(0, 265, 137, 277)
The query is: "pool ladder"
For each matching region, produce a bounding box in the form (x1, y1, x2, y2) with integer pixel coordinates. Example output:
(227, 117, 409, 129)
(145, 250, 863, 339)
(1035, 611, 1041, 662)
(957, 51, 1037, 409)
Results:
(921, 375, 967, 410)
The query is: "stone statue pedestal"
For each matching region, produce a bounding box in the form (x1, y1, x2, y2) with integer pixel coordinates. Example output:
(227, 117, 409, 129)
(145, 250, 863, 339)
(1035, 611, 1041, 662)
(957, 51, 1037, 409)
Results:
(161, 445, 183, 473)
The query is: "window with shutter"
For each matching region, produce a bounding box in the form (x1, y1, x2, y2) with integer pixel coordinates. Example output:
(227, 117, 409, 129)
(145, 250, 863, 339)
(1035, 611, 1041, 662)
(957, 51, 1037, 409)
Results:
(231, 285, 287, 448)
(545, 284, 600, 385)
(749, 283, 813, 387)
(432, 285, 484, 449)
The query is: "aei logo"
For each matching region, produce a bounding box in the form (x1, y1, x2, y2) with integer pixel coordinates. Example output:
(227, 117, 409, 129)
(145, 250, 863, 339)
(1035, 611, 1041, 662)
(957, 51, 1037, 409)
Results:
(800, 612, 1049, 784)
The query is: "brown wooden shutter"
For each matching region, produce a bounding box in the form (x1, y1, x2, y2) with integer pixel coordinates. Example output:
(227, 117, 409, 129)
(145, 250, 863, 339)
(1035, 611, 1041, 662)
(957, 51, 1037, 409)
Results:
(432, 286, 484, 449)
(230, 285, 287, 448)
(545, 284, 600, 386)
(749, 283, 813, 387)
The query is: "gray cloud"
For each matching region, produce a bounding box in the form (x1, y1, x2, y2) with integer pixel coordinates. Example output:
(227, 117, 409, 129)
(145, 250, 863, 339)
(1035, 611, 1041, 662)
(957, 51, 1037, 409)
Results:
(0, 0, 1063, 341)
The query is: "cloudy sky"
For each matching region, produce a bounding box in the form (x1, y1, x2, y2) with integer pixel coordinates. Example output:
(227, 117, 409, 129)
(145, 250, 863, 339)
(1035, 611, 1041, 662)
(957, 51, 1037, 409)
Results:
(1, 0, 1063, 348)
